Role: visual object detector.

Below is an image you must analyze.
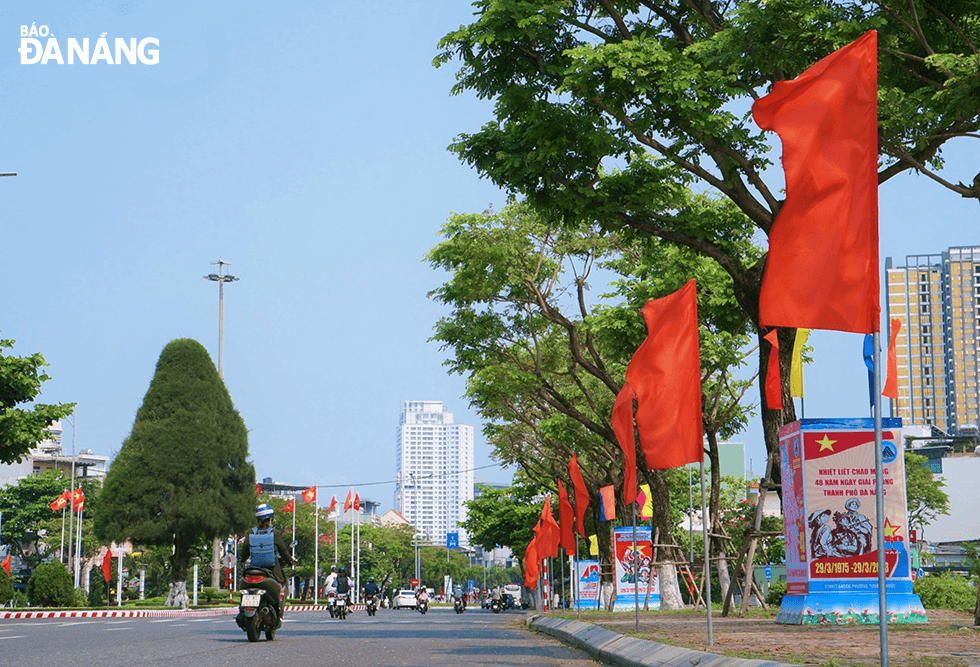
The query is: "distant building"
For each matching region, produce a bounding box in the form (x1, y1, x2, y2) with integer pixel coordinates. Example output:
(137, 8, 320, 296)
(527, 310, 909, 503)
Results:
(885, 247, 980, 436)
(0, 419, 109, 488)
(394, 400, 474, 547)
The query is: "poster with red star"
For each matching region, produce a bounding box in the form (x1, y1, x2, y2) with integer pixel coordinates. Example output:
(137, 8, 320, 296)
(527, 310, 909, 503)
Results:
(775, 418, 926, 626)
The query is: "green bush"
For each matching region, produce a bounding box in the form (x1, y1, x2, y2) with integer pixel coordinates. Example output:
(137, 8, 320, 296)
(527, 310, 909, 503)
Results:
(73, 587, 87, 607)
(11, 591, 27, 608)
(87, 584, 104, 608)
(0, 568, 14, 604)
(766, 580, 787, 607)
(202, 586, 219, 603)
(913, 573, 976, 610)
(27, 560, 75, 607)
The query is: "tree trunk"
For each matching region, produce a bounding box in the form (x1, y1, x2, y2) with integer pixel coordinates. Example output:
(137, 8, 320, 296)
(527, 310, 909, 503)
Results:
(658, 563, 684, 610)
(211, 537, 221, 588)
(706, 429, 731, 601)
(166, 581, 189, 609)
(167, 536, 189, 609)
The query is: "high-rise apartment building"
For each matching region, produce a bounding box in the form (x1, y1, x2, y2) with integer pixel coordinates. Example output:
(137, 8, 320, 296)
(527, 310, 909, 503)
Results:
(885, 247, 980, 434)
(394, 401, 475, 547)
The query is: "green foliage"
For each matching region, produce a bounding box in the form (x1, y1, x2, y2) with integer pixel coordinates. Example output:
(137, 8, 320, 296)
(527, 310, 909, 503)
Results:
(0, 566, 14, 602)
(0, 469, 72, 567)
(27, 559, 74, 607)
(73, 587, 86, 607)
(913, 573, 977, 610)
(87, 584, 104, 608)
(0, 339, 75, 465)
(11, 590, 27, 607)
(463, 484, 542, 559)
(202, 586, 219, 603)
(766, 580, 787, 607)
(96, 339, 254, 584)
(904, 452, 950, 535)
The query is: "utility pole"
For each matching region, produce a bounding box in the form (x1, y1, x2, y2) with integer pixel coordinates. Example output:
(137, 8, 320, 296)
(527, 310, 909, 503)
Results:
(203, 259, 239, 588)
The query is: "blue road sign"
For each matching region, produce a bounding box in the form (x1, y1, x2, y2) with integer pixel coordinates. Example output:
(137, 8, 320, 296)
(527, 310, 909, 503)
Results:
(447, 532, 459, 549)
(765, 566, 772, 580)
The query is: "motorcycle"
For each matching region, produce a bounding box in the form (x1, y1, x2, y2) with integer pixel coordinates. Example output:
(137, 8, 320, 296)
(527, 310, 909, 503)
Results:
(327, 591, 336, 618)
(365, 594, 378, 617)
(491, 597, 502, 614)
(416, 597, 428, 615)
(454, 597, 465, 614)
(237, 567, 283, 642)
(335, 592, 349, 620)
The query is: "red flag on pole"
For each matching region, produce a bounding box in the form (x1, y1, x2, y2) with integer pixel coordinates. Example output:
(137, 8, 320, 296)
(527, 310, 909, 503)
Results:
(1, 555, 10, 577)
(611, 280, 704, 471)
(354, 493, 361, 511)
(102, 548, 112, 583)
(72, 488, 85, 512)
(882, 318, 902, 400)
(612, 384, 638, 505)
(301, 486, 317, 503)
(568, 454, 589, 537)
(523, 538, 540, 590)
(255, 483, 262, 496)
(326, 495, 338, 513)
(533, 495, 560, 559)
(282, 498, 295, 513)
(557, 480, 575, 556)
(599, 485, 616, 521)
(754, 31, 880, 334)
(343, 490, 352, 512)
(763, 329, 783, 411)
(49, 490, 70, 512)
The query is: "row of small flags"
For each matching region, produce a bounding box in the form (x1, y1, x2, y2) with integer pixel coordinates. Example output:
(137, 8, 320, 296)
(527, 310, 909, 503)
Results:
(255, 484, 362, 515)
(48, 487, 85, 513)
(525, 31, 901, 590)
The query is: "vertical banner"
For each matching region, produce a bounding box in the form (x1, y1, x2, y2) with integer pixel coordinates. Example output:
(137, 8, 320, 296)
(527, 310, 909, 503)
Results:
(574, 559, 600, 609)
(776, 418, 927, 625)
(612, 527, 659, 611)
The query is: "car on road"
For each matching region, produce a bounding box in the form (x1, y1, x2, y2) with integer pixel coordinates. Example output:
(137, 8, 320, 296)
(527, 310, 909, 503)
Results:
(392, 589, 417, 610)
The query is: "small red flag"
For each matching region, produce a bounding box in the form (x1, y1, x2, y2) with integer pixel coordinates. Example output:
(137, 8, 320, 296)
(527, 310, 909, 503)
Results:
(611, 384, 638, 505)
(568, 454, 589, 537)
(320, 533, 334, 545)
(282, 498, 295, 513)
(763, 329, 783, 411)
(523, 538, 539, 590)
(301, 486, 317, 503)
(255, 483, 262, 497)
(326, 495, 338, 513)
(354, 493, 361, 511)
(343, 489, 352, 512)
(557, 480, 575, 556)
(754, 31, 879, 334)
(102, 548, 112, 583)
(72, 487, 85, 512)
(882, 318, 902, 400)
(612, 280, 704, 471)
(599, 485, 616, 521)
(49, 490, 70, 512)
(1, 555, 10, 577)
(532, 495, 561, 559)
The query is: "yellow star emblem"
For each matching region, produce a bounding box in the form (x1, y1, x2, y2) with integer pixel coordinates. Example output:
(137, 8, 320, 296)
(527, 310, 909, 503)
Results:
(816, 435, 837, 452)
(884, 519, 901, 539)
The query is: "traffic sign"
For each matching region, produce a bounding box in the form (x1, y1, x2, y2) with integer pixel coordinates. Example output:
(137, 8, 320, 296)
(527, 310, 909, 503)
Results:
(411, 577, 419, 589)
(447, 532, 459, 549)
(764, 566, 772, 580)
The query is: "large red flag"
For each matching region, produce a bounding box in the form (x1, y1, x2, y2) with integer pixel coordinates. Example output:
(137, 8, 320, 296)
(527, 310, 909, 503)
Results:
(1, 555, 10, 577)
(882, 318, 902, 400)
(754, 31, 879, 334)
(301, 486, 317, 503)
(49, 490, 70, 512)
(523, 538, 540, 590)
(763, 329, 783, 411)
(282, 498, 295, 513)
(532, 495, 561, 559)
(611, 384, 638, 505)
(72, 488, 85, 512)
(326, 495, 338, 513)
(612, 280, 704, 471)
(568, 454, 589, 537)
(557, 480, 575, 556)
(599, 485, 616, 521)
(343, 490, 352, 512)
(102, 548, 112, 583)
(354, 493, 361, 511)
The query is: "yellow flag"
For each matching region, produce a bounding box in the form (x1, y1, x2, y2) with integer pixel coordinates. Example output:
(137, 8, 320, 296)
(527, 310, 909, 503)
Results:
(638, 484, 653, 520)
(790, 328, 809, 398)
(588, 534, 598, 556)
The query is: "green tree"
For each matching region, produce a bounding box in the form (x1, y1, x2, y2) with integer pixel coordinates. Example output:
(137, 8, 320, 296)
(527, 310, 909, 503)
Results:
(0, 339, 74, 465)
(0, 566, 14, 603)
(463, 484, 541, 571)
(26, 559, 74, 607)
(96, 339, 255, 608)
(904, 452, 950, 538)
(435, 0, 980, 494)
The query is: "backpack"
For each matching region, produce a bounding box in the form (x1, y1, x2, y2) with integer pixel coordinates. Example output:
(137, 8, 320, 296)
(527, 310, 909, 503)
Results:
(249, 528, 276, 567)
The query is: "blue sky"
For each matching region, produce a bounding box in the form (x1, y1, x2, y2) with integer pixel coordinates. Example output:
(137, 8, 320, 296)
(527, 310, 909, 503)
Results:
(2, 2, 976, 511)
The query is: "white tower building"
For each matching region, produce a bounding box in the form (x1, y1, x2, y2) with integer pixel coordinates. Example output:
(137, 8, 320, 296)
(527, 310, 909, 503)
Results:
(395, 400, 474, 547)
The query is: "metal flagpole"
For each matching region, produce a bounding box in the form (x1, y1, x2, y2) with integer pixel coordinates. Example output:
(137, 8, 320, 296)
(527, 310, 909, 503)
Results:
(560, 549, 566, 616)
(632, 504, 639, 633)
(59, 495, 66, 564)
(575, 539, 581, 619)
(356, 506, 361, 604)
(700, 457, 713, 646)
(872, 332, 890, 667)
(314, 496, 319, 605)
(291, 503, 296, 599)
(74, 506, 84, 589)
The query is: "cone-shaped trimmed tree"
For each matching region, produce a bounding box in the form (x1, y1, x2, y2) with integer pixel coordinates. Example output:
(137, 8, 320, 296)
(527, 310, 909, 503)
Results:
(96, 339, 254, 607)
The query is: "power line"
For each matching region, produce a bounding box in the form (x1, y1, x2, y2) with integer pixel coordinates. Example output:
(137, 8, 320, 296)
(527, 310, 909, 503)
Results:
(316, 462, 505, 490)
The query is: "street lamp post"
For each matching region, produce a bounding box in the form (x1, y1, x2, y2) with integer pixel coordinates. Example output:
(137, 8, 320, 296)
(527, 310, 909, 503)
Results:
(64, 410, 79, 586)
(203, 259, 238, 588)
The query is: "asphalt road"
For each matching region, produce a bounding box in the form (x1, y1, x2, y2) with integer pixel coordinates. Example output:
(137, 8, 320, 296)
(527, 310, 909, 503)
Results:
(0, 606, 601, 667)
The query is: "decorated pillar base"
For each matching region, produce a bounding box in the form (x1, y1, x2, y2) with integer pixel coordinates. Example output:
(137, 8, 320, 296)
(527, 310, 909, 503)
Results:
(777, 593, 928, 625)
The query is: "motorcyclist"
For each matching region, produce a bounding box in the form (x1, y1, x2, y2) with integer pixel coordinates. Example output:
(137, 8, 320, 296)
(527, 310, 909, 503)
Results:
(324, 565, 338, 615)
(415, 585, 430, 607)
(362, 576, 379, 599)
(239, 503, 295, 627)
(335, 567, 352, 599)
(453, 584, 466, 609)
(491, 584, 502, 602)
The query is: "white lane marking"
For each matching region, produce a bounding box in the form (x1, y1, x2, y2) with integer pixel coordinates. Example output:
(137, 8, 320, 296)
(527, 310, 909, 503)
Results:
(57, 621, 98, 627)
(103, 627, 133, 632)
(0, 636, 25, 640)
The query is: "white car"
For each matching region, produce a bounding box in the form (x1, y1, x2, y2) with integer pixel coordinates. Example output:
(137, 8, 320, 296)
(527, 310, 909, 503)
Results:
(393, 589, 417, 610)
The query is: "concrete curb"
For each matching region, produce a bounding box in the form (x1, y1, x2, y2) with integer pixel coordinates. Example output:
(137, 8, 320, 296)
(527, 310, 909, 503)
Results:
(0, 604, 363, 620)
(527, 615, 802, 667)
